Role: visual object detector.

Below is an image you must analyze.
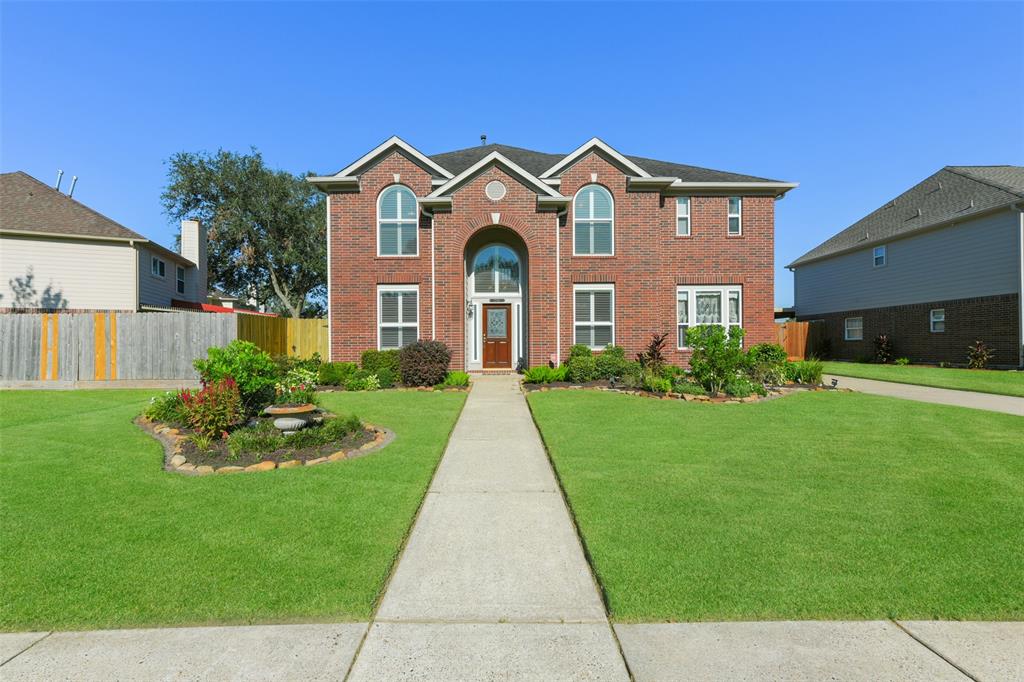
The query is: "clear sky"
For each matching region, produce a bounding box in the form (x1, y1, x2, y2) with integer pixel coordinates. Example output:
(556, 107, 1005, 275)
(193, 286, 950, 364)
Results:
(3, 1, 1022, 306)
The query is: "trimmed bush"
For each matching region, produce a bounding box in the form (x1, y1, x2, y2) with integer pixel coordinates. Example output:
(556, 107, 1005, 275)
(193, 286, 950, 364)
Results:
(319, 361, 357, 386)
(568, 344, 593, 361)
(361, 349, 401, 380)
(672, 378, 706, 395)
(399, 340, 452, 387)
(685, 325, 746, 395)
(194, 340, 277, 413)
(566, 356, 597, 384)
(747, 342, 789, 385)
(375, 367, 397, 389)
(595, 344, 629, 379)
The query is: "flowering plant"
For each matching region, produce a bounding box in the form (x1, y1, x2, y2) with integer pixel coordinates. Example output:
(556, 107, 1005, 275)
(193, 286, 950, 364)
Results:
(273, 367, 319, 406)
(180, 378, 243, 438)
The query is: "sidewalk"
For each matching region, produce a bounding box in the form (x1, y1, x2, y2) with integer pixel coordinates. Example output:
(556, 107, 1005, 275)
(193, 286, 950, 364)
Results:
(826, 374, 1024, 416)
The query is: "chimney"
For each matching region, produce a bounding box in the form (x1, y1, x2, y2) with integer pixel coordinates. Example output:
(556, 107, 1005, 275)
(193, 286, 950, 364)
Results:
(180, 219, 207, 301)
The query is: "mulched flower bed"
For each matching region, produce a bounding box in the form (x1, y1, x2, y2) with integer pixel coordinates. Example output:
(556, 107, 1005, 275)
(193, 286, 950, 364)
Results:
(180, 424, 375, 468)
(521, 381, 848, 403)
(317, 385, 469, 393)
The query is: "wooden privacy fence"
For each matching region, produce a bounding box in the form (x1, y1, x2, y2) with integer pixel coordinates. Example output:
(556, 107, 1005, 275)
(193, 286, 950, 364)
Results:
(775, 320, 827, 361)
(1, 312, 326, 382)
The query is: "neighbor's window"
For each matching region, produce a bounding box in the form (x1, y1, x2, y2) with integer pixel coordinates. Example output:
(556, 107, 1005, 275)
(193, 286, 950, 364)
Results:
(378, 185, 418, 256)
(176, 266, 185, 295)
(845, 316, 863, 341)
(677, 285, 742, 347)
(574, 185, 614, 255)
(378, 285, 418, 349)
(727, 197, 742, 235)
(873, 245, 887, 267)
(151, 256, 165, 277)
(930, 308, 945, 333)
(676, 196, 691, 236)
(574, 284, 614, 348)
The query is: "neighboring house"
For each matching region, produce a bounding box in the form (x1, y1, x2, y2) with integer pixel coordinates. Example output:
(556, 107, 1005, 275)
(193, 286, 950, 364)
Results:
(308, 136, 797, 370)
(0, 171, 207, 311)
(789, 166, 1024, 368)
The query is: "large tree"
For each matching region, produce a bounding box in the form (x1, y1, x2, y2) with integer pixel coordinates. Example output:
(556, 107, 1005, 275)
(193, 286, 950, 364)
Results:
(162, 148, 326, 318)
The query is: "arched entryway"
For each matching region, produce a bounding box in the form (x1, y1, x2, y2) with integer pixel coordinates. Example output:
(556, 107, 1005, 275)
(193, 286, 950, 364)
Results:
(464, 227, 528, 371)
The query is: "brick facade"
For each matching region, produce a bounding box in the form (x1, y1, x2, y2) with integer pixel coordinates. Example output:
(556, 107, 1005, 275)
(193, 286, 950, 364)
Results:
(800, 293, 1020, 367)
(327, 148, 778, 371)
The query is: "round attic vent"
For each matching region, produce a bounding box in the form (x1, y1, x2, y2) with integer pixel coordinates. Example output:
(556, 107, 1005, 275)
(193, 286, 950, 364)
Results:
(485, 180, 506, 201)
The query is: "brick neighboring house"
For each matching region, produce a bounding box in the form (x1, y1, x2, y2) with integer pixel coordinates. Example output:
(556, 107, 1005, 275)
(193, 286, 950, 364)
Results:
(789, 166, 1024, 368)
(309, 137, 797, 371)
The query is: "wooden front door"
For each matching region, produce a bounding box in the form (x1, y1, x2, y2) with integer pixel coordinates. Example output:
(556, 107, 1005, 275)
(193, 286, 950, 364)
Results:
(482, 304, 512, 368)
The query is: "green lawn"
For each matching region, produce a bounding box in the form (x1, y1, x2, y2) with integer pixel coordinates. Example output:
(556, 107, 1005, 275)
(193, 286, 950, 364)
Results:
(528, 390, 1024, 622)
(0, 389, 465, 631)
(822, 361, 1024, 398)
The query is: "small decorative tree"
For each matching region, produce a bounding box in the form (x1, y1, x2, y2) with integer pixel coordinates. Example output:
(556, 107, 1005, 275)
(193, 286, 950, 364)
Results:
(967, 341, 994, 369)
(873, 334, 894, 364)
(685, 325, 746, 396)
(636, 333, 670, 377)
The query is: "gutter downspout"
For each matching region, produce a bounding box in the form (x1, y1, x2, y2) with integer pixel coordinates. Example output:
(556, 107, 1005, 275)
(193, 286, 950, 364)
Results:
(326, 195, 332, 361)
(431, 213, 436, 341)
(130, 240, 139, 311)
(1017, 203, 1024, 369)
(555, 213, 561, 366)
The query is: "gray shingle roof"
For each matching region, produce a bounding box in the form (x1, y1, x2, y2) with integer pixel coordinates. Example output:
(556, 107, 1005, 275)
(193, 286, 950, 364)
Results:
(788, 165, 1024, 268)
(428, 143, 779, 183)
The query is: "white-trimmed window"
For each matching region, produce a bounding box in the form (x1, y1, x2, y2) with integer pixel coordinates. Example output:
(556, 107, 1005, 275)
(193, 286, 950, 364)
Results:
(930, 308, 945, 333)
(378, 285, 418, 349)
(151, 256, 165, 277)
(727, 197, 742, 235)
(574, 284, 614, 348)
(676, 197, 691, 236)
(176, 266, 185, 295)
(378, 185, 418, 256)
(873, 245, 887, 267)
(473, 244, 521, 295)
(676, 285, 742, 348)
(573, 185, 614, 255)
(844, 316, 863, 341)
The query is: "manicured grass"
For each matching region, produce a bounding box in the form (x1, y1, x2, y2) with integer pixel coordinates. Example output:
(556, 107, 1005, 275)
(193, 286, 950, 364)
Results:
(0, 389, 465, 631)
(528, 390, 1024, 622)
(822, 361, 1024, 398)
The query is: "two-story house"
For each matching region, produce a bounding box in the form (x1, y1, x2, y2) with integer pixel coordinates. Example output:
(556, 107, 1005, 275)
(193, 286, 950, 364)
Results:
(309, 137, 797, 371)
(789, 166, 1024, 368)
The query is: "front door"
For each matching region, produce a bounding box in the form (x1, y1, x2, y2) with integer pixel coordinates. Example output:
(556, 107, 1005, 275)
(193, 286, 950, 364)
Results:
(482, 304, 512, 368)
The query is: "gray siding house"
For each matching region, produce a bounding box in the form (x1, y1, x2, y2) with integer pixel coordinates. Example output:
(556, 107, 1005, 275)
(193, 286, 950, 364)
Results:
(789, 166, 1024, 368)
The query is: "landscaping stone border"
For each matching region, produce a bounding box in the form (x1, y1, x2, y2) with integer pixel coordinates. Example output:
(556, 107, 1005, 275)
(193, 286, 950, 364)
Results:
(521, 382, 851, 404)
(318, 386, 470, 393)
(135, 416, 396, 476)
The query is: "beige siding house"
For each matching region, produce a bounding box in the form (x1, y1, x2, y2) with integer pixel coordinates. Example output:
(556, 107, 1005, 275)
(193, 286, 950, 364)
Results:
(0, 171, 207, 311)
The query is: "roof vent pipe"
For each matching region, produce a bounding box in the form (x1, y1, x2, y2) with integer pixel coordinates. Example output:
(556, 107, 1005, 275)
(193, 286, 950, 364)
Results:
(55, 169, 64, 191)
(68, 176, 78, 198)
(480, 134, 487, 146)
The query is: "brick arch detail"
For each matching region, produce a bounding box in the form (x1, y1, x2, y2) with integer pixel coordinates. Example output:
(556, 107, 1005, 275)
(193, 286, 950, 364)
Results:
(456, 213, 542, 251)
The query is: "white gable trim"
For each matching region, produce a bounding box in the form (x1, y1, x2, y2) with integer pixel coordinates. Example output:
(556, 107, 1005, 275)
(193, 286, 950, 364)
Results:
(337, 136, 454, 179)
(427, 151, 563, 199)
(539, 137, 651, 179)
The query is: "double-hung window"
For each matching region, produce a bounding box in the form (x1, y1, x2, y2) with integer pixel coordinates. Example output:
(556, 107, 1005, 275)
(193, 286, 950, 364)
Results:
(378, 285, 418, 349)
(573, 185, 614, 255)
(378, 185, 418, 256)
(930, 308, 945, 333)
(574, 284, 614, 349)
(873, 245, 887, 267)
(676, 285, 742, 348)
(727, 197, 742, 235)
(844, 317, 863, 341)
(175, 266, 185, 295)
(151, 256, 165, 277)
(676, 197, 691, 236)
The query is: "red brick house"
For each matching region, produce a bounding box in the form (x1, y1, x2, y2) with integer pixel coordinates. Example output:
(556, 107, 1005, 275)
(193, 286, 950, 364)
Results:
(308, 137, 797, 371)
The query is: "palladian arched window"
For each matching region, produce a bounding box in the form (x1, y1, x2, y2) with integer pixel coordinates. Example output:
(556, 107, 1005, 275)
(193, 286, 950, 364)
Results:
(378, 185, 418, 256)
(573, 184, 613, 255)
(473, 245, 520, 294)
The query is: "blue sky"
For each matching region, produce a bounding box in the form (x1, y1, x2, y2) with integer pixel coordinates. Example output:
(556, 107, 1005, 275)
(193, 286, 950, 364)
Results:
(3, 1, 1022, 306)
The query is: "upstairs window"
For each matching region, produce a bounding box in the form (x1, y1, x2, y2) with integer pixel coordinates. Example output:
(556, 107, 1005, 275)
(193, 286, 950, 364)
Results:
(176, 266, 185, 295)
(378, 285, 418, 349)
(574, 284, 614, 348)
(151, 256, 165, 277)
(676, 197, 691, 236)
(873, 245, 887, 267)
(727, 197, 742, 235)
(574, 185, 614, 255)
(378, 185, 418, 256)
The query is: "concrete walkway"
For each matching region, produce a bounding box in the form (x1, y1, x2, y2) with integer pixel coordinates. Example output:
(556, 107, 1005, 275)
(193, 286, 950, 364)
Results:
(827, 374, 1024, 416)
(347, 373, 629, 679)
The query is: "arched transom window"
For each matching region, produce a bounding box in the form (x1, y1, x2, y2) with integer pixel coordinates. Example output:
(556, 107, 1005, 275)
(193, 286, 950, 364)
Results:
(573, 185, 613, 255)
(378, 185, 418, 256)
(473, 245, 521, 294)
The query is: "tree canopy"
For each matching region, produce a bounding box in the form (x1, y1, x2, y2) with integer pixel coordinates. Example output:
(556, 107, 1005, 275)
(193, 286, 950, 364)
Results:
(162, 148, 326, 318)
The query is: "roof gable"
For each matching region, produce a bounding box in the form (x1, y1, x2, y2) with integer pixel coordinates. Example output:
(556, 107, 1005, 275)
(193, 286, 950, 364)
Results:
(539, 138, 650, 179)
(427, 151, 563, 199)
(336, 136, 453, 179)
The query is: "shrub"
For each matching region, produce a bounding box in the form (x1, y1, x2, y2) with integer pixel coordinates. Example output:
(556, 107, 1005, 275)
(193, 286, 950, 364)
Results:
(617, 361, 643, 389)
(594, 345, 629, 380)
(685, 325, 746, 395)
(746, 342, 789, 385)
(344, 369, 380, 391)
(145, 391, 188, 425)
(636, 332, 669, 376)
(361, 349, 401, 380)
(642, 371, 671, 394)
(180, 378, 243, 438)
(273, 366, 318, 405)
(568, 344, 593, 361)
(399, 340, 451, 387)
(319, 361, 357, 386)
(788, 359, 824, 385)
(227, 420, 282, 457)
(967, 341, 994, 369)
(724, 376, 762, 398)
(273, 353, 321, 379)
(194, 340, 277, 412)
(523, 366, 554, 384)
(874, 334, 894, 364)
(375, 367, 397, 389)
(566, 356, 597, 384)
(439, 371, 470, 388)
(672, 378, 706, 395)
(894, 357, 910, 366)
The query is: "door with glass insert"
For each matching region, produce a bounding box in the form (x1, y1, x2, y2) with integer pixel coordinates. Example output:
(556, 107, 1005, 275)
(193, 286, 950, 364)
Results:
(482, 304, 511, 368)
